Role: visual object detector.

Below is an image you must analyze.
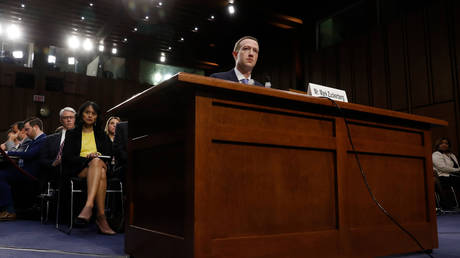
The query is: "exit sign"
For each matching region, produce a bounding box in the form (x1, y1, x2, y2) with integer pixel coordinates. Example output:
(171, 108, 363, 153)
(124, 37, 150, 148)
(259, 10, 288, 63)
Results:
(33, 95, 45, 103)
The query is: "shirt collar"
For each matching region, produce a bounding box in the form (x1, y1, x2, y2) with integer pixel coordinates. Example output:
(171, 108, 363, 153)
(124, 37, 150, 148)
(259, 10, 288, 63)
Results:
(234, 68, 254, 85)
(34, 132, 44, 140)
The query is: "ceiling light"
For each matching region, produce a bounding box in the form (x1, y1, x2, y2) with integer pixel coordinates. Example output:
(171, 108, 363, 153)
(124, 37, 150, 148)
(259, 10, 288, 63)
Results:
(12, 51, 23, 59)
(18, 17, 22, 21)
(228, 5, 235, 15)
(112, 48, 117, 55)
(145, 16, 149, 20)
(73, 28, 78, 31)
(209, 15, 215, 21)
(67, 36, 80, 49)
(98, 45, 104, 52)
(179, 37, 184, 42)
(68, 57, 75, 65)
(123, 38, 128, 42)
(48, 55, 56, 64)
(82, 38, 94, 51)
(160, 55, 166, 63)
(168, 46, 172, 50)
(6, 24, 21, 40)
(192, 26, 198, 32)
(158, 2, 163, 6)
(81, 16, 85, 20)
(89, 3, 93, 7)
(21, 3, 25, 8)
(133, 27, 138, 32)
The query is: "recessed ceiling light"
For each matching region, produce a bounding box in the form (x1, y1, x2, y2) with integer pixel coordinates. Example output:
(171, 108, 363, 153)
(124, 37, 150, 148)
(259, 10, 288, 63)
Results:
(18, 17, 22, 21)
(228, 5, 235, 15)
(192, 26, 198, 32)
(89, 3, 93, 7)
(133, 27, 138, 32)
(21, 3, 25, 8)
(168, 46, 172, 50)
(145, 16, 149, 20)
(81, 16, 85, 20)
(123, 38, 128, 42)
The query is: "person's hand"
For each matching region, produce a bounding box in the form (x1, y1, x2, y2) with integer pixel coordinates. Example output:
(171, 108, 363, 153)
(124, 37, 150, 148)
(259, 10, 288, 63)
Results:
(0, 143, 6, 151)
(86, 152, 100, 159)
(52, 158, 61, 167)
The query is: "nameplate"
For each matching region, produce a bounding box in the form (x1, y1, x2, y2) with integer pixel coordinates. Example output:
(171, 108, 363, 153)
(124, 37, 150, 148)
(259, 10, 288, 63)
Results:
(306, 83, 348, 102)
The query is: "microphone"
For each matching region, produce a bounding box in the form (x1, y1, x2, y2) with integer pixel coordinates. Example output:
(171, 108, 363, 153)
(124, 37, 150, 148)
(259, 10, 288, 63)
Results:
(264, 74, 271, 88)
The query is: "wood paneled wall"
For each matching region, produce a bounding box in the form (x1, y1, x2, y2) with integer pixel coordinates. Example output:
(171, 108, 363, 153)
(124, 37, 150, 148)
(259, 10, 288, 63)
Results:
(304, 0, 460, 153)
(0, 63, 147, 136)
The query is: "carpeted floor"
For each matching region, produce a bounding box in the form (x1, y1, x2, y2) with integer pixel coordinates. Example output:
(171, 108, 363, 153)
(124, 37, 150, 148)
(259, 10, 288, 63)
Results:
(0, 214, 459, 257)
(0, 220, 126, 257)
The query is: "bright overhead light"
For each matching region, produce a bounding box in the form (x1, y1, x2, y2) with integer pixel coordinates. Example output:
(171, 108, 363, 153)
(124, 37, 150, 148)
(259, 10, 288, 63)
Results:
(6, 24, 21, 40)
(21, 3, 25, 8)
(89, 3, 93, 7)
(209, 15, 215, 20)
(179, 37, 184, 42)
(145, 16, 149, 20)
(133, 27, 138, 32)
(18, 17, 22, 21)
(192, 26, 198, 32)
(67, 36, 80, 49)
(48, 55, 56, 64)
(81, 16, 85, 20)
(68, 57, 75, 65)
(158, 2, 163, 6)
(111, 48, 117, 54)
(12, 51, 23, 59)
(160, 55, 166, 63)
(228, 5, 235, 15)
(82, 38, 94, 51)
(123, 38, 128, 42)
(168, 46, 172, 50)
(98, 45, 104, 52)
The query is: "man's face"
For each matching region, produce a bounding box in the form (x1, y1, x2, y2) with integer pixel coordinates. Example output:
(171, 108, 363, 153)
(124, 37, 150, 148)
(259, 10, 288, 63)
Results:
(60, 110, 76, 130)
(233, 39, 259, 73)
(24, 122, 36, 139)
(12, 124, 19, 134)
(17, 127, 26, 141)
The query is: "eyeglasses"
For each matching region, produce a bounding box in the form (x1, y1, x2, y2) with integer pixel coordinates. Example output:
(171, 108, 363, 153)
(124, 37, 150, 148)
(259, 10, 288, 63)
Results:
(62, 116, 75, 120)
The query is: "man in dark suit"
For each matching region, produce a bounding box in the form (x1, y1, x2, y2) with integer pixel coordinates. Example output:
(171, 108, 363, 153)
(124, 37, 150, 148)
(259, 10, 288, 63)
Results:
(210, 36, 263, 86)
(39, 107, 76, 192)
(0, 117, 47, 220)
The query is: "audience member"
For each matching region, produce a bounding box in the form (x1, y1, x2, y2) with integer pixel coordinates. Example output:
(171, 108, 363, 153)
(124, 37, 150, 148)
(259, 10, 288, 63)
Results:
(0, 117, 46, 221)
(1, 121, 25, 151)
(62, 101, 115, 235)
(40, 107, 76, 172)
(432, 137, 460, 209)
(104, 116, 120, 142)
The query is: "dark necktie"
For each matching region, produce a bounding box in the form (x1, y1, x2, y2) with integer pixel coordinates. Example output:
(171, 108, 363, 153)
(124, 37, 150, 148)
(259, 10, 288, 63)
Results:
(241, 78, 249, 84)
(55, 141, 64, 162)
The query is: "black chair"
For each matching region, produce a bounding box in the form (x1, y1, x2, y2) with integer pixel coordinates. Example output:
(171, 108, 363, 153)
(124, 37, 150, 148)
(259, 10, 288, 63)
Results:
(435, 175, 460, 214)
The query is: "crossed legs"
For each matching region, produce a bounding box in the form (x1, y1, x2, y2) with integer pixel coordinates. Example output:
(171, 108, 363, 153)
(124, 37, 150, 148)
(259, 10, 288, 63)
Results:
(77, 158, 115, 234)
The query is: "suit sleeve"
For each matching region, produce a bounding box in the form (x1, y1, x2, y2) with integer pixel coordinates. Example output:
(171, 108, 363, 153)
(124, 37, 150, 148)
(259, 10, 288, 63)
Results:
(8, 137, 46, 160)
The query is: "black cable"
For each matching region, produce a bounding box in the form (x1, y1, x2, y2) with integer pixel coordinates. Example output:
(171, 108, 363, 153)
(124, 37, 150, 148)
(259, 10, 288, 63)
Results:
(323, 97, 434, 258)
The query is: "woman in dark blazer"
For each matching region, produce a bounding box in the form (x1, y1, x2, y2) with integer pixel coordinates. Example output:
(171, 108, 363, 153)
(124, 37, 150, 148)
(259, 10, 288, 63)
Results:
(62, 101, 115, 235)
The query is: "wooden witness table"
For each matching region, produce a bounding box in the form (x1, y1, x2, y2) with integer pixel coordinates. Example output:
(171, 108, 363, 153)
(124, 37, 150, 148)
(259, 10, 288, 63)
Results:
(108, 73, 446, 258)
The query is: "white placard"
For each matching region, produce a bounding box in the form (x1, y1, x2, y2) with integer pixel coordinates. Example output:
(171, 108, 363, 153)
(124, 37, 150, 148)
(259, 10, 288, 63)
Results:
(306, 83, 348, 102)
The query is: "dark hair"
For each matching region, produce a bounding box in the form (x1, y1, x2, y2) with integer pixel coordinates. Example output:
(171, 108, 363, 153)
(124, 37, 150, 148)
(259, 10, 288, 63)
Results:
(10, 121, 24, 130)
(24, 117, 43, 131)
(433, 137, 452, 152)
(76, 101, 102, 129)
(233, 36, 259, 52)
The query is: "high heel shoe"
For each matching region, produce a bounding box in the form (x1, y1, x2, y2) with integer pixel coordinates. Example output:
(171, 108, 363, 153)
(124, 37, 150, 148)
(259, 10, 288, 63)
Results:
(96, 215, 116, 235)
(76, 206, 93, 224)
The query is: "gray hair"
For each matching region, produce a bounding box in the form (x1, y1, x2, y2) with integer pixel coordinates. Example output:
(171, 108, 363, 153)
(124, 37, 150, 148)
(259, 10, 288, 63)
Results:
(59, 107, 76, 117)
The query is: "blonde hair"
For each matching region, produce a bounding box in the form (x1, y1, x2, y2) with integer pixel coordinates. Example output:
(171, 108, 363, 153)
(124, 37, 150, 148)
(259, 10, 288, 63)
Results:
(104, 116, 121, 136)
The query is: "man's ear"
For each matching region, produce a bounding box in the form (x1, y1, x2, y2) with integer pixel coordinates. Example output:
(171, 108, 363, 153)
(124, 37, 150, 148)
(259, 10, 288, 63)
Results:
(232, 51, 238, 61)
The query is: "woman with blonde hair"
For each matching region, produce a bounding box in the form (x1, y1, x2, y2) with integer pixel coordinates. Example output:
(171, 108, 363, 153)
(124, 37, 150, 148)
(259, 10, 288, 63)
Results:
(104, 116, 120, 142)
